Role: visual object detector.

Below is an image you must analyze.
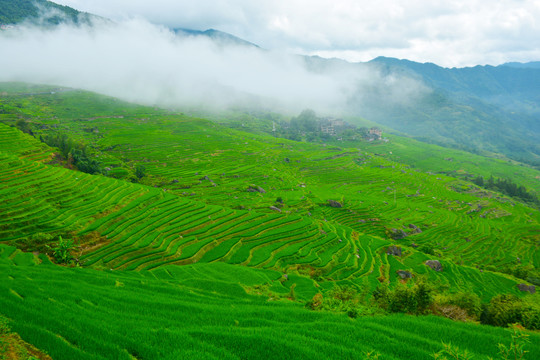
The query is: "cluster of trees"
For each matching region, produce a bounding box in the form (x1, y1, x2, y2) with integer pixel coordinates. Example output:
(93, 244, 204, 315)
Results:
(15, 119, 33, 135)
(70, 148, 101, 175)
(373, 279, 434, 315)
(40, 133, 101, 175)
(472, 175, 539, 205)
(500, 263, 540, 286)
(481, 294, 540, 330)
(307, 277, 540, 331)
(275, 109, 363, 143)
(306, 284, 376, 318)
(38, 130, 148, 181)
(0, 0, 39, 24)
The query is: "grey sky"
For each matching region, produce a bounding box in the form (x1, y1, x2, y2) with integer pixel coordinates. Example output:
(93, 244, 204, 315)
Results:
(53, 0, 540, 67)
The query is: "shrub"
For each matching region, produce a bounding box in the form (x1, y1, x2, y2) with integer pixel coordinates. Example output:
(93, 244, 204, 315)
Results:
(307, 285, 378, 318)
(389, 283, 418, 313)
(435, 292, 482, 320)
(481, 294, 540, 330)
(418, 245, 436, 256)
(415, 279, 434, 314)
(373, 279, 434, 314)
(135, 164, 146, 179)
(47, 236, 75, 265)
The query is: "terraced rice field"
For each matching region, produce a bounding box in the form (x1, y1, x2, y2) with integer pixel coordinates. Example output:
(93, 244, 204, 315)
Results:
(2, 84, 540, 360)
(28, 111, 538, 273)
(2, 244, 540, 360)
(0, 91, 538, 277)
(0, 118, 530, 298)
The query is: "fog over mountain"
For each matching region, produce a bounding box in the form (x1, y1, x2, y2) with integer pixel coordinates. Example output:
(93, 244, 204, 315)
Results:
(0, 17, 430, 116)
(52, 0, 540, 68)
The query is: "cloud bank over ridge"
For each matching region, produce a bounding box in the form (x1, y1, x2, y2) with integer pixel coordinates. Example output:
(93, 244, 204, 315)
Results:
(0, 18, 429, 115)
(54, 0, 540, 67)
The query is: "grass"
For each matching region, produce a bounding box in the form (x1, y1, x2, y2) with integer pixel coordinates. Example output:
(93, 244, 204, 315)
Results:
(2, 244, 540, 360)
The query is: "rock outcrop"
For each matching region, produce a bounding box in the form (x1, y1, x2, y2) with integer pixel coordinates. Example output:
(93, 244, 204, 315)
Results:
(246, 185, 266, 193)
(517, 283, 536, 294)
(389, 228, 407, 240)
(397, 270, 413, 279)
(386, 245, 402, 257)
(408, 224, 422, 234)
(328, 200, 343, 208)
(425, 260, 443, 272)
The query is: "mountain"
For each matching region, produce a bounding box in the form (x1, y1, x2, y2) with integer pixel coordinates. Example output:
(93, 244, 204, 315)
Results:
(502, 61, 540, 69)
(365, 56, 540, 166)
(173, 27, 259, 48)
(0, 0, 97, 26)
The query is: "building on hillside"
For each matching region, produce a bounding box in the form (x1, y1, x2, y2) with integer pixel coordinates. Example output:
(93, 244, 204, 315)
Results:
(368, 127, 382, 140)
(319, 117, 350, 136)
(330, 119, 344, 127)
(320, 124, 335, 135)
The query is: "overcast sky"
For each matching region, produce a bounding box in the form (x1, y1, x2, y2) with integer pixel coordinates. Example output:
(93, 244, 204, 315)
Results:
(52, 0, 540, 68)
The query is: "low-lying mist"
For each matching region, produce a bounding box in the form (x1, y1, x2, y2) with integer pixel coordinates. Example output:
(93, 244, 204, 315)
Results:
(0, 17, 430, 117)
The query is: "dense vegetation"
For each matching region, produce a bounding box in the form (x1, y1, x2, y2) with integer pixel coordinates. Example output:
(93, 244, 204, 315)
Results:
(363, 57, 540, 168)
(0, 0, 93, 25)
(0, 82, 539, 359)
(471, 175, 539, 207)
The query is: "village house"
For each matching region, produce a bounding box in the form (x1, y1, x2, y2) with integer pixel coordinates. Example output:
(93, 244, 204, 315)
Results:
(368, 127, 382, 140)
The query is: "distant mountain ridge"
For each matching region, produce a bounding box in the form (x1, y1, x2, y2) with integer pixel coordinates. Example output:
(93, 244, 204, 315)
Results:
(502, 61, 540, 69)
(173, 28, 259, 48)
(365, 56, 540, 166)
(0, 0, 98, 25)
(370, 56, 540, 100)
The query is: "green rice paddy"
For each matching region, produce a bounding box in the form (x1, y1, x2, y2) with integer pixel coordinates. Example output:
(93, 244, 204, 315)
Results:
(1, 83, 539, 359)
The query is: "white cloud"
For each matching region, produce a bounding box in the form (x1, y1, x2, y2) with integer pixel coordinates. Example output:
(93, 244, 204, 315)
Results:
(0, 18, 429, 115)
(53, 0, 540, 67)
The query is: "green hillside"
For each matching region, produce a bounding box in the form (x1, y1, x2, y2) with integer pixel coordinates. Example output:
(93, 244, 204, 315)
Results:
(0, 0, 96, 26)
(2, 119, 529, 299)
(363, 57, 540, 167)
(1, 83, 539, 359)
(2, 244, 539, 360)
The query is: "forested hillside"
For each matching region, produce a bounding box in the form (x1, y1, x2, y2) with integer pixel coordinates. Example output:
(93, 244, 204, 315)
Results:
(363, 57, 540, 167)
(0, 0, 95, 25)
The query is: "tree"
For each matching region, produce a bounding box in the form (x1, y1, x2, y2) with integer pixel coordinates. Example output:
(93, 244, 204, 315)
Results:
(70, 148, 101, 174)
(135, 164, 146, 179)
(290, 109, 318, 133)
(15, 119, 33, 135)
(47, 236, 75, 264)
